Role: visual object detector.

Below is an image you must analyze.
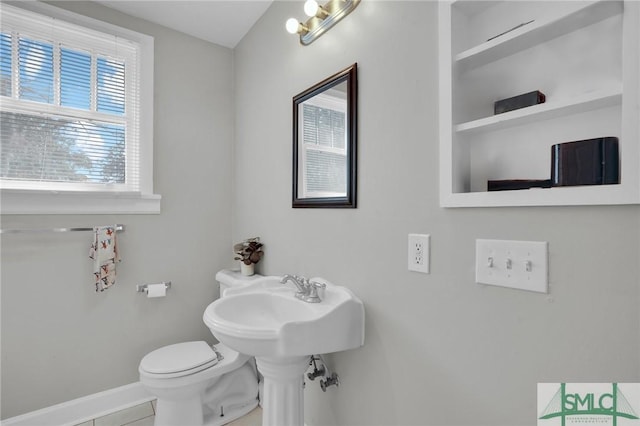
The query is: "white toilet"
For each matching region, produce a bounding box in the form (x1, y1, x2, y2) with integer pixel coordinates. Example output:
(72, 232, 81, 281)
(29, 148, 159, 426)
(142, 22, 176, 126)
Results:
(139, 270, 262, 426)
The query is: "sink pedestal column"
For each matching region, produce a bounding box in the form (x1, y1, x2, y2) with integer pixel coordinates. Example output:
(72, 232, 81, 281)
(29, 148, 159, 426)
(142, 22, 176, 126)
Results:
(255, 355, 309, 426)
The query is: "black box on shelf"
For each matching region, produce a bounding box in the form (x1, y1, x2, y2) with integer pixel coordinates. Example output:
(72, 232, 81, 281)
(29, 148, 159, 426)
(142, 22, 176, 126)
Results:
(551, 137, 619, 186)
(488, 179, 552, 191)
(494, 90, 546, 115)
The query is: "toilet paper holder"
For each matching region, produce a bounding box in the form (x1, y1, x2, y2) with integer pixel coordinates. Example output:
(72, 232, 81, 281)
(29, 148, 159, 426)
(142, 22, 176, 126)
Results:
(136, 281, 171, 294)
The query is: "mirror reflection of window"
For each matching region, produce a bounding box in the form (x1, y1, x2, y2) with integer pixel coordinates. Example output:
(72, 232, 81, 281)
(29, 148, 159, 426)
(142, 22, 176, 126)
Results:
(292, 63, 356, 208)
(299, 84, 347, 198)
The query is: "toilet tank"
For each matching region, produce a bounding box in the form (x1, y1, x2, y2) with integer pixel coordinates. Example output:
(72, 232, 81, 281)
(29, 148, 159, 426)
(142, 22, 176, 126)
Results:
(215, 269, 263, 298)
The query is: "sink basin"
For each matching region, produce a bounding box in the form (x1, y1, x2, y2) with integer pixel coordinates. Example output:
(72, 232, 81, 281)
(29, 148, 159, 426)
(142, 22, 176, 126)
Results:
(203, 275, 365, 358)
(204, 275, 364, 426)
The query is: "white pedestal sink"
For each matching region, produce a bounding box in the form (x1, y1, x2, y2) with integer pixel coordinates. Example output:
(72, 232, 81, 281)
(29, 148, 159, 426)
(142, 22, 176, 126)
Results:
(255, 355, 309, 426)
(203, 276, 365, 426)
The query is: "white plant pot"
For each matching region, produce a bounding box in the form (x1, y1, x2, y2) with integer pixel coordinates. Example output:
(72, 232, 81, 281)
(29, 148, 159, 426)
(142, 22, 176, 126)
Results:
(240, 262, 255, 276)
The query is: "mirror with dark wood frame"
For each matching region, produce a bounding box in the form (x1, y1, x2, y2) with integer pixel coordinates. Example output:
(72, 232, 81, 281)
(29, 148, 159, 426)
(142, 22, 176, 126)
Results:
(292, 63, 357, 208)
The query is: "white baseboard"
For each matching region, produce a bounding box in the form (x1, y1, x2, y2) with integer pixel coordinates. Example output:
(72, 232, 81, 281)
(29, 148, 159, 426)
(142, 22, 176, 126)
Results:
(2, 382, 154, 426)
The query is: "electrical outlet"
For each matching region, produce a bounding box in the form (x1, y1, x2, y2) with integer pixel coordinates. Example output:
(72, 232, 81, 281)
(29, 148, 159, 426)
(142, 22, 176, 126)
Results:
(408, 234, 430, 273)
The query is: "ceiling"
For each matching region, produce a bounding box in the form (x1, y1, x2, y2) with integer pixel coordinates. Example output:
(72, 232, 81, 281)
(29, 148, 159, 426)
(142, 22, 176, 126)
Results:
(94, 1, 274, 48)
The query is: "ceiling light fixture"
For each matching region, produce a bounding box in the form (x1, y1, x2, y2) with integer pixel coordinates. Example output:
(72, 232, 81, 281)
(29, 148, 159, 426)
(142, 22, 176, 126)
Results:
(304, 0, 329, 18)
(286, 18, 309, 35)
(285, 0, 360, 45)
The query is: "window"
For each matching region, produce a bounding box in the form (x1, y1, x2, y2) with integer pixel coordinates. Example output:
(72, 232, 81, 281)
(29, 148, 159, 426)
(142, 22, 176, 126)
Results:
(299, 90, 347, 198)
(0, 3, 158, 214)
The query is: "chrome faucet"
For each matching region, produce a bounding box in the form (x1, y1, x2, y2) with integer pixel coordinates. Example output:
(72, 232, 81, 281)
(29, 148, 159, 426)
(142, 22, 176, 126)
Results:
(281, 274, 307, 295)
(280, 274, 326, 303)
(304, 280, 326, 303)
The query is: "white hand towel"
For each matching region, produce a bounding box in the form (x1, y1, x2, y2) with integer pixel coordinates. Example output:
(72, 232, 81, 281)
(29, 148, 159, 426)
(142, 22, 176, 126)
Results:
(89, 226, 121, 292)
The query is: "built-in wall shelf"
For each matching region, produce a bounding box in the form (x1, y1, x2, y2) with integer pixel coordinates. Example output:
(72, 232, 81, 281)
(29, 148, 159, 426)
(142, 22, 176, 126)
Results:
(455, 0, 624, 71)
(439, 0, 640, 207)
(455, 88, 622, 134)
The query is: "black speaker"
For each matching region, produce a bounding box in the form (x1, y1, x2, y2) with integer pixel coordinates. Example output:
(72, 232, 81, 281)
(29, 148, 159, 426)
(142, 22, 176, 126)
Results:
(488, 179, 551, 191)
(494, 90, 546, 115)
(551, 137, 619, 186)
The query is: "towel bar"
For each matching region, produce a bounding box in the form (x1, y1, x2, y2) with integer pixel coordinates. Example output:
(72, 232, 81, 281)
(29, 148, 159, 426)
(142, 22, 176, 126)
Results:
(0, 224, 125, 234)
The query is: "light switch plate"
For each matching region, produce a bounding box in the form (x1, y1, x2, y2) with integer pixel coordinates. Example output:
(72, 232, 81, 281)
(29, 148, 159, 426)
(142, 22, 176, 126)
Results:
(475, 239, 548, 293)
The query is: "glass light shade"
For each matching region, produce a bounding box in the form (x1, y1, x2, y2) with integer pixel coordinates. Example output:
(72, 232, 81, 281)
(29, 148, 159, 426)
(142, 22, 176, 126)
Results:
(304, 0, 319, 17)
(286, 18, 300, 34)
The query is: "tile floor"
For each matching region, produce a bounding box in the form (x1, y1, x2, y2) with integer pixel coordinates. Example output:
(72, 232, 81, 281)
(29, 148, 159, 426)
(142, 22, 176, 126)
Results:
(73, 401, 262, 426)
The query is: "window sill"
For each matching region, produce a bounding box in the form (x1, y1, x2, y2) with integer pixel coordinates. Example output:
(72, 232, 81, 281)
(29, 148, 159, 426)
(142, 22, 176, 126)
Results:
(0, 189, 161, 215)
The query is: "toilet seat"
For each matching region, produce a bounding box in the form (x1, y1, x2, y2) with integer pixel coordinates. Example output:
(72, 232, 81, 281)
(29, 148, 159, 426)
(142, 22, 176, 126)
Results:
(140, 341, 218, 378)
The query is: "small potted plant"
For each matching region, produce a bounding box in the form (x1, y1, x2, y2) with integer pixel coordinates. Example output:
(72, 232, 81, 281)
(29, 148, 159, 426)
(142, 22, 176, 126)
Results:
(234, 237, 264, 276)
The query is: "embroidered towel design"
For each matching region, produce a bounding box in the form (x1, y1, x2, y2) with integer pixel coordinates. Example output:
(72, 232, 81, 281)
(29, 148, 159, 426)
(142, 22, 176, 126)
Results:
(89, 226, 121, 292)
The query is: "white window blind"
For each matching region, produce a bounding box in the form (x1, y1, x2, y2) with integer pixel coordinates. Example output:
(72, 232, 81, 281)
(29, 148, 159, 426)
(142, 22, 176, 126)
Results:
(0, 4, 144, 194)
(300, 91, 347, 198)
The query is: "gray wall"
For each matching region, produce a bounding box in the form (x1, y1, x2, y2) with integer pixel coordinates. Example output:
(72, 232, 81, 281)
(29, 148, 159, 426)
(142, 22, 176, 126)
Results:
(1, 1, 234, 419)
(233, 2, 640, 425)
(1, 1, 638, 424)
